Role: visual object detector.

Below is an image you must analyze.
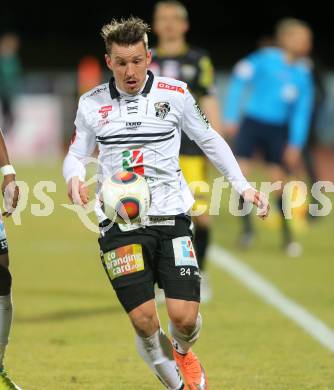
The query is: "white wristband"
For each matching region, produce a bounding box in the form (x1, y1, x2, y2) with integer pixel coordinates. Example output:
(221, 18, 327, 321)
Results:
(1, 165, 16, 176)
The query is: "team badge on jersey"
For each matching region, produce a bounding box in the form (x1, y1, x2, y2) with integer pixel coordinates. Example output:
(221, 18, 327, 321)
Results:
(154, 101, 170, 120)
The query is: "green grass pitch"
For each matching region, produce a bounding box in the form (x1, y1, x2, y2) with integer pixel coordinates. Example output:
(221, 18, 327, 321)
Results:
(4, 162, 334, 389)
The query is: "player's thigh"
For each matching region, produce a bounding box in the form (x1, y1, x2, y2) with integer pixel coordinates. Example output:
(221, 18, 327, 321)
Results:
(98, 221, 157, 313)
(157, 215, 201, 302)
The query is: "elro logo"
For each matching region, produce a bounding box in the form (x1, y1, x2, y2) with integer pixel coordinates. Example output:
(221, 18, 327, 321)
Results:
(98, 105, 112, 119)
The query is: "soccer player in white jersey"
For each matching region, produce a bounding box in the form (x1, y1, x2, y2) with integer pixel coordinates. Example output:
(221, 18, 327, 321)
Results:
(63, 17, 269, 390)
(0, 128, 20, 390)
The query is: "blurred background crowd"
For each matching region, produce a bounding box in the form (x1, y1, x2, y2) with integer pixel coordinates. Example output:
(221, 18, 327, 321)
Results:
(1, 1, 333, 176)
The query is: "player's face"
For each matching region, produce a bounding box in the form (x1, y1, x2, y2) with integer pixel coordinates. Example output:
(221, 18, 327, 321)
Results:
(282, 27, 313, 57)
(153, 5, 189, 41)
(105, 42, 152, 95)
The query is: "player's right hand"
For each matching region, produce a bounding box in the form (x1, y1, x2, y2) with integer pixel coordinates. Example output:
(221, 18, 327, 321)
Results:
(1, 174, 19, 217)
(242, 187, 270, 220)
(67, 176, 89, 207)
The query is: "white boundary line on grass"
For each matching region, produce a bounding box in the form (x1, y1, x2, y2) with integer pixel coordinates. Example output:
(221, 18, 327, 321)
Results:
(208, 244, 334, 353)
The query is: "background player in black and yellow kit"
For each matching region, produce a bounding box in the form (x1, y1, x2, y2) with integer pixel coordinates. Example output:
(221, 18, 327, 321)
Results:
(151, 0, 222, 301)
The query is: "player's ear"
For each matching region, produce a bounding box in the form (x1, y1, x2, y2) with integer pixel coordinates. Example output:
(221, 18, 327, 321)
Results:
(105, 53, 113, 71)
(146, 49, 152, 66)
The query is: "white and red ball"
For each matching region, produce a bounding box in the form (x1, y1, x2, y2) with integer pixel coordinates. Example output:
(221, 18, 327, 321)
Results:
(101, 171, 151, 223)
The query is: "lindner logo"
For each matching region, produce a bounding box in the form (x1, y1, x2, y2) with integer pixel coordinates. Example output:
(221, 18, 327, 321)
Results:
(122, 149, 144, 175)
(98, 105, 112, 119)
(154, 101, 170, 120)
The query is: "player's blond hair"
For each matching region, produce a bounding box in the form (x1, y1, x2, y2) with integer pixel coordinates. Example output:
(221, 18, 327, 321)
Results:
(275, 18, 311, 38)
(101, 17, 150, 54)
(154, 0, 189, 20)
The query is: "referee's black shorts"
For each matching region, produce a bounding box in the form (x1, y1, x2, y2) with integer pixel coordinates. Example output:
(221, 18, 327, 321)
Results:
(235, 116, 288, 165)
(98, 214, 201, 313)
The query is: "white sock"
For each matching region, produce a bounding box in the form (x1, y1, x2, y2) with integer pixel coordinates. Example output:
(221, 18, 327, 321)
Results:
(169, 313, 202, 355)
(136, 328, 183, 390)
(0, 294, 12, 371)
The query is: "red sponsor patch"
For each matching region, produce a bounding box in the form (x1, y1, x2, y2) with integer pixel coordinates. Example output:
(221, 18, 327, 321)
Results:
(98, 105, 112, 119)
(157, 82, 184, 94)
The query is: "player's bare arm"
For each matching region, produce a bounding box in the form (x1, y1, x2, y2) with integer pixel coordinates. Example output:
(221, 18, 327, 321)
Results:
(0, 128, 19, 217)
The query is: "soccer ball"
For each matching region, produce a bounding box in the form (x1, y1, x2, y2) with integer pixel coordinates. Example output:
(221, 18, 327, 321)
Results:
(101, 171, 151, 223)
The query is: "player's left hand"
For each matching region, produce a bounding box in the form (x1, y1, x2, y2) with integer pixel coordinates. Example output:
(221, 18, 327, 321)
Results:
(1, 174, 20, 217)
(242, 187, 270, 220)
(283, 145, 302, 171)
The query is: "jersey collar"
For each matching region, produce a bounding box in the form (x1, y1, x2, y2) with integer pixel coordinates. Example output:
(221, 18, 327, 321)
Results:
(109, 70, 154, 99)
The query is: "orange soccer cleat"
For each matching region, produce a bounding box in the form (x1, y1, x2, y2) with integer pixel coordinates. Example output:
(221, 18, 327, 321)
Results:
(173, 348, 209, 390)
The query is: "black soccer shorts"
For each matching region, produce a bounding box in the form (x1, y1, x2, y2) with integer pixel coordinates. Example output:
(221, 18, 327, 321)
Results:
(98, 214, 201, 312)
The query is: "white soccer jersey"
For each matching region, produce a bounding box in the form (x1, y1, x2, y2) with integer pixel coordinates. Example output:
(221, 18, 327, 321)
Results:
(63, 71, 251, 219)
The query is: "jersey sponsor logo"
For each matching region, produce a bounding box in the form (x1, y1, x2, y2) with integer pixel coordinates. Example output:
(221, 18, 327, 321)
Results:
(126, 121, 142, 129)
(154, 101, 171, 120)
(98, 106, 112, 126)
(125, 99, 139, 115)
(194, 102, 210, 129)
(122, 149, 144, 175)
(103, 244, 144, 280)
(142, 216, 175, 226)
(98, 105, 112, 119)
(157, 82, 185, 94)
(172, 236, 198, 267)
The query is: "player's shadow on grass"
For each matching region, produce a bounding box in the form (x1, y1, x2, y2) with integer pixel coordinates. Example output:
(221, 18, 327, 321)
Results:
(15, 305, 123, 324)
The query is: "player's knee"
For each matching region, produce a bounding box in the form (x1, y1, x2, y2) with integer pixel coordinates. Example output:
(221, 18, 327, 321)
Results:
(0, 264, 12, 295)
(170, 312, 198, 336)
(131, 311, 160, 337)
